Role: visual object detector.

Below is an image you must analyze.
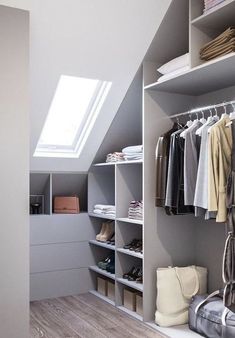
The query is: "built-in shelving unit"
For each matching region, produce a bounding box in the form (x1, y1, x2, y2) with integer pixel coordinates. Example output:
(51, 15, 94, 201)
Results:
(88, 0, 233, 337)
(89, 239, 115, 251)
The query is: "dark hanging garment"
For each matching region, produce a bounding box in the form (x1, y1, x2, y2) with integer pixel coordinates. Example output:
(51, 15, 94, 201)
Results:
(224, 120, 235, 312)
(155, 123, 178, 207)
(165, 128, 194, 215)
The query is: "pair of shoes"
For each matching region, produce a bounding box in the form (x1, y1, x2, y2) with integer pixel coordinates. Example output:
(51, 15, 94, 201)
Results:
(123, 266, 142, 283)
(96, 221, 114, 242)
(97, 254, 115, 274)
(123, 239, 142, 253)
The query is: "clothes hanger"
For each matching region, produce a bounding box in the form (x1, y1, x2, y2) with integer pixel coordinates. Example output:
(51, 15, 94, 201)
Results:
(186, 113, 193, 127)
(200, 110, 206, 124)
(229, 102, 235, 120)
(220, 102, 229, 120)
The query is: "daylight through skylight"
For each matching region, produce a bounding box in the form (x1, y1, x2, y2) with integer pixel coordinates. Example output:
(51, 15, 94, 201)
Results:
(34, 75, 112, 158)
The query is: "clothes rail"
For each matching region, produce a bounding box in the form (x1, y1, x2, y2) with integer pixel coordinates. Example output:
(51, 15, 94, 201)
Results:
(168, 100, 235, 119)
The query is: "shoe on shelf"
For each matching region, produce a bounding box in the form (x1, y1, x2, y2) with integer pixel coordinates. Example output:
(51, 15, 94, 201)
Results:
(123, 266, 139, 280)
(99, 221, 114, 242)
(131, 266, 143, 283)
(123, 239, 140, 250)
(107, 233, 115, 245)
(106, 261, 115, 274)
(129, 240, 142, 251)
(97, 254, 114, 270)
(96, 223, 107, 241)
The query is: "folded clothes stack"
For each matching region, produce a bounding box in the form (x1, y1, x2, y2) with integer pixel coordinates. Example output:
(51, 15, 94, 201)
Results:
(106, 152, 124, 163)
(203, 0, 226, 13)
(128, 200, 143, 220)
(93, 204, 116, 217)
(200, 27, 235, 61)
(157, 53, 190, 82)
(122, 145, 143, 161)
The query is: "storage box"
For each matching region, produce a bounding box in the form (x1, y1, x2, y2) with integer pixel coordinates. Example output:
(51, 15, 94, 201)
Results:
(97, 277, 107, 296)
(123, 288, 136, 311)
(107, 280, 115, 301)
(136, 293, 143, 316)
(54, 196, 80, 214)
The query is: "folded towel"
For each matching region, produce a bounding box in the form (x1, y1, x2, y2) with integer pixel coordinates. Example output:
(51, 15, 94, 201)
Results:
(122, 145, 143, 154)
(158, 66, 190, 82)
(94, 204, 116, 211)
(201, 39, 235, 60)
(200, 27, 235, 54)
(157, 53, 189, 75)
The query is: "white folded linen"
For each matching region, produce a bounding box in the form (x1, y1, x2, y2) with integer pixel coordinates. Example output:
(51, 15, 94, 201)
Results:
(157, 66, 190, 83)
(94, 204, 116, 211)
(157, 53, 189, 75)
(122, 145, 143, 154)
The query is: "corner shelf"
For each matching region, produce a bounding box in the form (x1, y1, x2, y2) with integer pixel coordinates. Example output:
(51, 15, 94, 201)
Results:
(116, 278, 143, 292)
(191, 0, 235, 31)
(89, 265, 115, 280)
(116, 217, 143, 225)
(89, 290, 115, 306)
(117, 248, 143, 259)
(89, 239, 115, 251)
(144, 52, 235, 95)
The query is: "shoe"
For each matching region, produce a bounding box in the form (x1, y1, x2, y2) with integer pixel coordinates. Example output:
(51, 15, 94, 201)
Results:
(98, 254, 114, 270)
(123, 266, 139, 280)
(123, 239, 139, 250)
(106, 260, 115, 274)
(128, 267, 142, 283)
(96, 223, 107, 241)
(129, 240, 142, 251)
(107, 233, 115, 245)
(99, 221, 114, 242)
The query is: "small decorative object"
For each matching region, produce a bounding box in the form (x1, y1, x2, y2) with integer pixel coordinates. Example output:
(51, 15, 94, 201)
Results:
(30, 203, 41, 214)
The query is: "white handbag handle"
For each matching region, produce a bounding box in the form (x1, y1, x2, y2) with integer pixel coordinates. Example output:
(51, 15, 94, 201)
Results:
(175, 267, 200, 299)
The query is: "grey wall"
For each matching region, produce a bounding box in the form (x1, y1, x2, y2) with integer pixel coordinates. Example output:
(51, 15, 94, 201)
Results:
(0, 6, 29, 338)
(93, 67, 142, 164)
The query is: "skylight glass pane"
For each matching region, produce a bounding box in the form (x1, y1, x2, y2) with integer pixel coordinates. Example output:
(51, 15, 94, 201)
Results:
(39, 76, 99, 147)
(34, 75, 112, 158)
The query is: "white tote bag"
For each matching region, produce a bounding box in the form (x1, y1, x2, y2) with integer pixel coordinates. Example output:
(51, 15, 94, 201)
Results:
(155, 265, 207, 327)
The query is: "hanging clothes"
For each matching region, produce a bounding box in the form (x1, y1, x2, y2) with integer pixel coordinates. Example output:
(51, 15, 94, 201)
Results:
(194, 118, 218, 219)
(155, 123, 178, 207)
(165, 128, 194, 215)
(208, 116, 232, 223)
(183, 121, 202, 205)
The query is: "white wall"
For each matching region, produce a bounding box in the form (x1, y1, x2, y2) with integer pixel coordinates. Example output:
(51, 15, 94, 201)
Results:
(0, 5, 29, 338)
(29, 0, 171, 172)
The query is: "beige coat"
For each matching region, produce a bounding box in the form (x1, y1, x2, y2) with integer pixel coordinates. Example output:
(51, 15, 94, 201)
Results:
(208, 116, 232, 222)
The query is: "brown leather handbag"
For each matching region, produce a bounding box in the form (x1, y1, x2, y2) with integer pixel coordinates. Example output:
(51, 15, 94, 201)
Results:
(54, 196, 80, 214)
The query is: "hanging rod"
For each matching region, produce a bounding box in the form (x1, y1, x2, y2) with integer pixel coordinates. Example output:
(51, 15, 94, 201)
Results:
(169, 99, 235, 119)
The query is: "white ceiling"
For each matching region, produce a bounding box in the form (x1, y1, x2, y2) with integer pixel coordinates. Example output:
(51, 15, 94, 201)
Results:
(2, 0, 172, 172)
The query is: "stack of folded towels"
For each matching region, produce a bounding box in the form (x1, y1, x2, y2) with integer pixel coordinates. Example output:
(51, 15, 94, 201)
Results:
(157, 53, 190, 82)
(122, 145, 143, 161)
(128, 200, 143, 220)
(93, 204, 116, 217)
(203, 0, 226, 13)
(106, 152, 124, 163)
(200, 27, 235, 61)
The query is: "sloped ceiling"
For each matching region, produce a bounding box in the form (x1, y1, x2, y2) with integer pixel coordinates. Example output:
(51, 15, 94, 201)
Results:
(2, 0, 172, 172)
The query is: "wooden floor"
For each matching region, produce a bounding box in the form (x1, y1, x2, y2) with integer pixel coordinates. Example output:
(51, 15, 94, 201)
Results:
(30, 293, 166, 338)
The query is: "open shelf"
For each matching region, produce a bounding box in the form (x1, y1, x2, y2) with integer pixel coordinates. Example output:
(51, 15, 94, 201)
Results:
(116, 278, 143, 292)
(88, 213, 115, 220)
(89, 265, 115, 280)
(116, 217, 143, 225)
(89, 239, 115, 251)
(117, 248, 143, 259)
(191, 0, 235, 31)
(93, 160, 143, 167)
(145, 52, 235, 95)
(89, 290, 115, 306)
(117, 306, 143, 321)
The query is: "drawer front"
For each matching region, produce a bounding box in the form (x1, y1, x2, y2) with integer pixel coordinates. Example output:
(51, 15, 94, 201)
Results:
(30, 242, 93, 273)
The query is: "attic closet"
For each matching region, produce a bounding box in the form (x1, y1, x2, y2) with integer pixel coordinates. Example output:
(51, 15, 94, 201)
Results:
(87, 0, 235, 337)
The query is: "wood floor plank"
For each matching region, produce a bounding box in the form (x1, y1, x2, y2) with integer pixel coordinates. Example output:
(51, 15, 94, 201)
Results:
(31, 301, 80, 338)
(30, 293, 165, 338)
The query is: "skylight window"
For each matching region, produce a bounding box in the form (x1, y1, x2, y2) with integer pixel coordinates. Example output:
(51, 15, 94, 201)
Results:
(34, 75, 112, 158)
